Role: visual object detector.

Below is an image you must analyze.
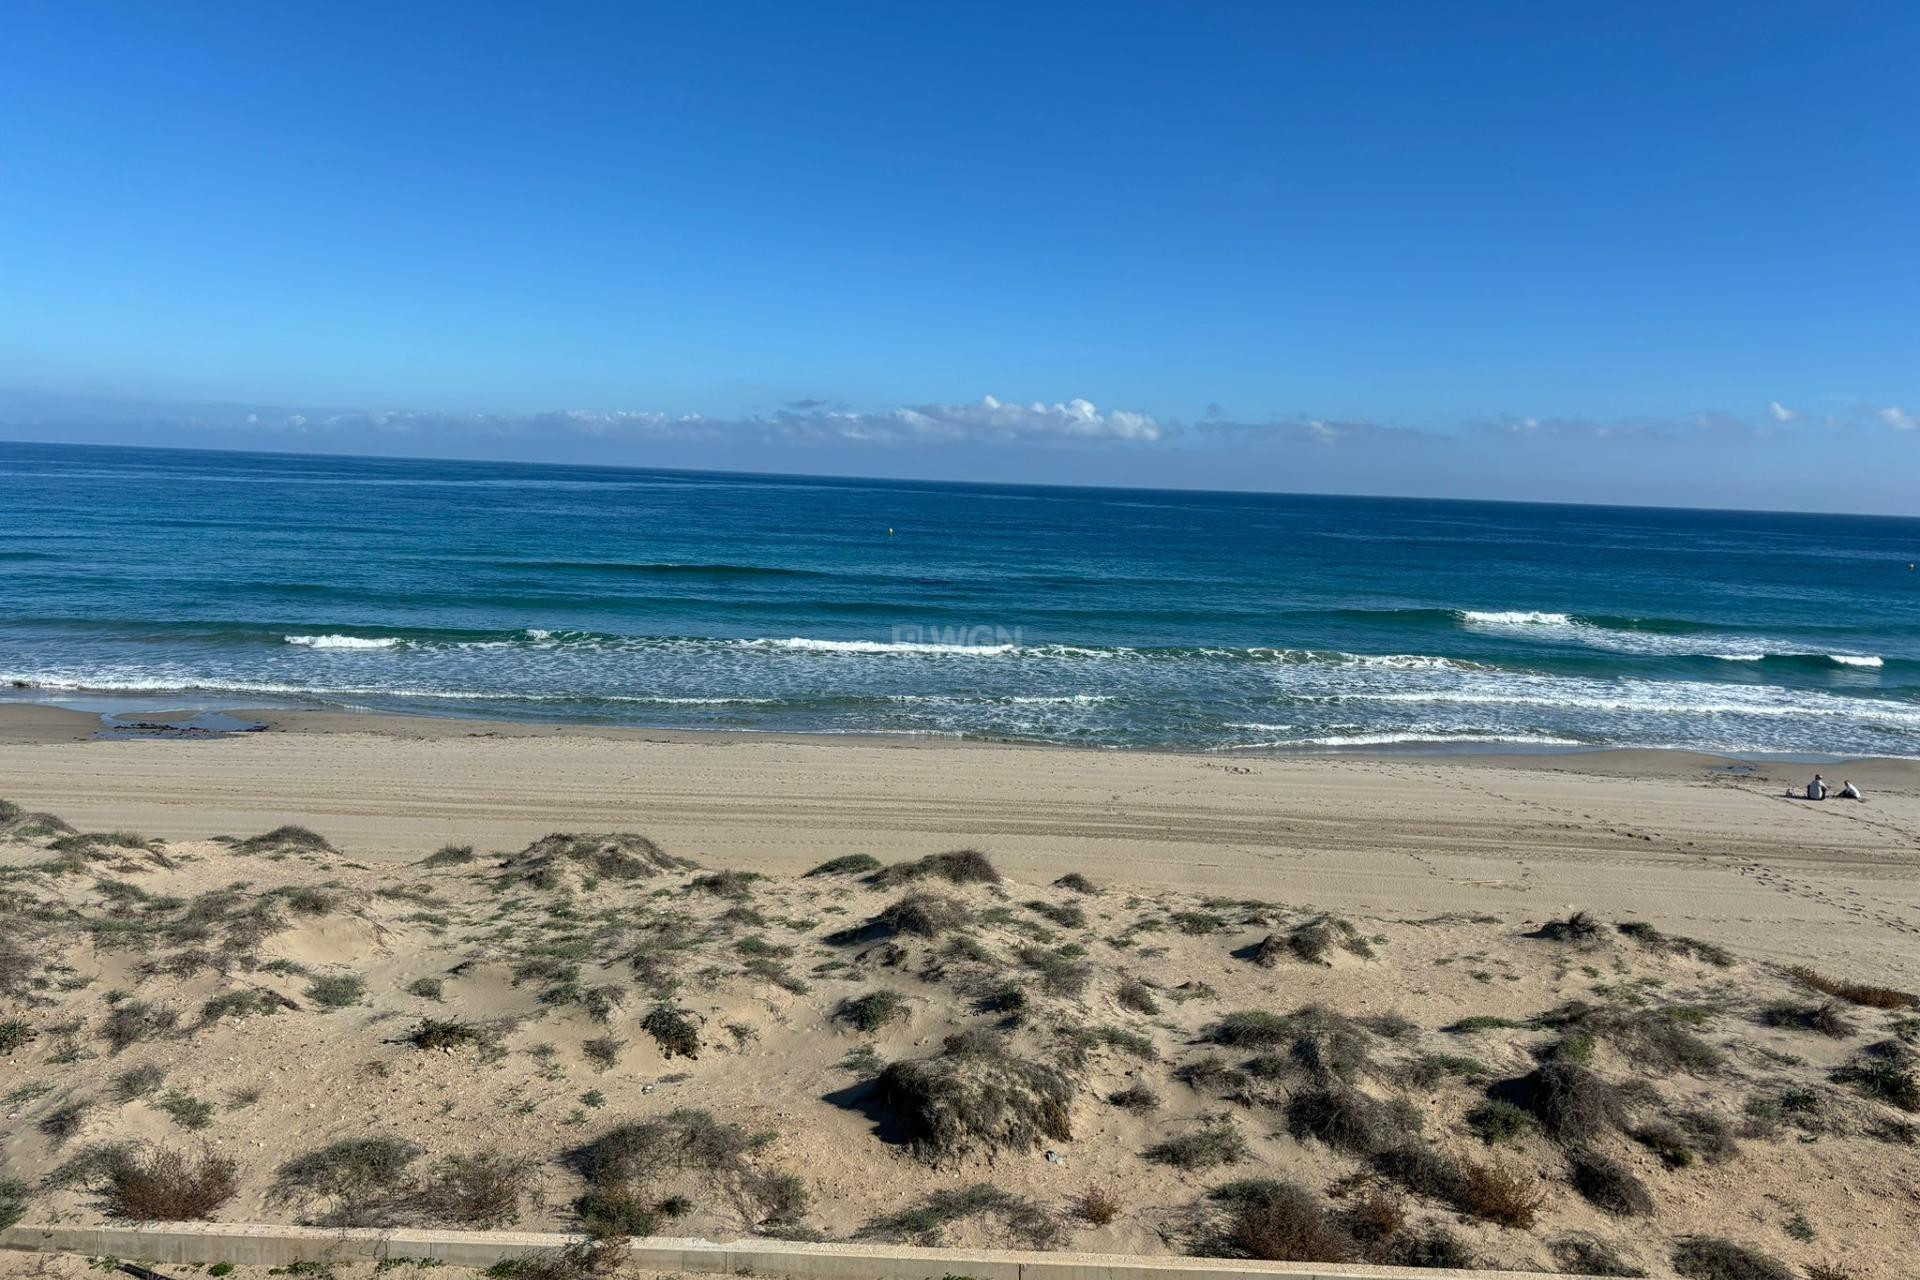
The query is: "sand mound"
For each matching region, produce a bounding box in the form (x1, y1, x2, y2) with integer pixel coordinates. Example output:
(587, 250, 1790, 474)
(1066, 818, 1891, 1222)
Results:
(501, 832, 692, 890)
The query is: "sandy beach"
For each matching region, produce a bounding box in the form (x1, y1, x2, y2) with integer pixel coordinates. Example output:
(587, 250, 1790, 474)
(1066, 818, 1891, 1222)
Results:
(5, 704, 1920, 1278)
(3, 704, 1916, 977)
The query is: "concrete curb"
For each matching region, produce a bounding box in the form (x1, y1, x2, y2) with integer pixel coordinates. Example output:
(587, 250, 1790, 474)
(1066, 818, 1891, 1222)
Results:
(1, 1223, 1604, 1280)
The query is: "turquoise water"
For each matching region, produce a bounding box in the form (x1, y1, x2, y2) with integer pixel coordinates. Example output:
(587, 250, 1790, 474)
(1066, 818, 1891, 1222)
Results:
(3, 441, 1918, 756)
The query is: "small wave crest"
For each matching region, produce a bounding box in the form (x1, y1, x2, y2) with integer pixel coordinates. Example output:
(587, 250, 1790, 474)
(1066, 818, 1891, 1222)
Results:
(1458, 610, 1574, 627)
(283, 634, 404, 650)
(1220, 732, 1586, 750)
(1458, 610, 1887, 667)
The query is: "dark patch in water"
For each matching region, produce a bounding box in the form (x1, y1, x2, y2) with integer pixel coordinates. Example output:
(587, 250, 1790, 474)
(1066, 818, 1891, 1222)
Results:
(97, 712, 266, 740)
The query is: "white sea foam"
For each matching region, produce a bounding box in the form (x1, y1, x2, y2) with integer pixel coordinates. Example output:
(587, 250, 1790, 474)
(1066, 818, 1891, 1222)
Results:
(746, 637, 1021, 656)
(1338, 682, 1920, 724)
(1458, 610, 1887, 666)
(1220, 732, 1584, 750)
(1458, 610, 1574, 626)
(283, 634, 403, 650)
(1004, 694, 1114, 705)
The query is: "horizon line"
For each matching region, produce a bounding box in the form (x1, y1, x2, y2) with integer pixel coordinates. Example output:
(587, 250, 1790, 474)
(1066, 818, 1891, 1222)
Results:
(6, 432, 1919, 525)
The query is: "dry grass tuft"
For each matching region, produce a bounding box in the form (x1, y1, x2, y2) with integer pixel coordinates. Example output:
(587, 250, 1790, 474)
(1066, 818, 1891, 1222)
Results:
(875, 892, 970, 938)
(869, 848, 1001, 887)
(1569, 1149, 1654, 1217)
(835, 990, 910, 1032)
(1285, 1087, 1401, 1155)
(274, 1137, 422, 1225)
(234, 825, 334, 854)
(103, 1001, 178, 1052)
(1453, 1159, 1544, 1228)
(569, 1109, 801, 1234)
(1550, 1233, 1649, 1277)
(1206, 1178, 1353, 1263)
(806, 854, 882, 877)
(1144, 1118, 1248, 1169)
(0, 1177, 29, 1231)
(1286, 915, 1374, 964)
(640, 1005, 701, 1059)
(419, 844, 475, 867)
(506, 832, 688, 889)
(410, 1152, 539, 1228)
(857, 1182, 1060, 1249)
(1616, 921, 1734, 967)
(690, 869, 760, 898)
(872, 1031, 1073, 1160)
(1761, 1000, 1857, 1038)
(1788, 965, 1918, 1011)
(1535, 910, 1604, 942)
(104, 1145, 238, 1221)
(1670, 1235, 1795, 1280)
(1507, 1060, 1631, 1142)
(1071, 1187, 1122, 1225)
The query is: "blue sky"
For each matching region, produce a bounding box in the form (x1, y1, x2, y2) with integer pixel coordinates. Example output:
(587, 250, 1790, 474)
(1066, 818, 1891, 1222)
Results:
(2, 2, 1916, 511)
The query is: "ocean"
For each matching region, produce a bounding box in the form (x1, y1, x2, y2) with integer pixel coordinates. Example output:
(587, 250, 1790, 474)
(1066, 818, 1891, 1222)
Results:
(3, 440, 1918, 757)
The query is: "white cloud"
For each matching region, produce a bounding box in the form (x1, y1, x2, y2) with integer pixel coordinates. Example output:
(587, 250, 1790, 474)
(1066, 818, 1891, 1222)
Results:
(1768, 400, 1797, 422)
(226, 396, 1163, 446)
(1879, 405, 1915, 431)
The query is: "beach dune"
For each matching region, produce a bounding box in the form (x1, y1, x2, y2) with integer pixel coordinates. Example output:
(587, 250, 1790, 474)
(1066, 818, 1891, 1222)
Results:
(2, 705, 1915, 977)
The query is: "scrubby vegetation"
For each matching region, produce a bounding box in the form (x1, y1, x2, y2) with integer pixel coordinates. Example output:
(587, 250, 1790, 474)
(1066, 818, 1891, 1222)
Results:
(868, 848, 1000, 887)
(872, 1030, 1072, 1160)
(834, 989, 909, 1032)
(0, 798, 1912, 1267)
(1788, 965, 1919, 1011)
(569, 1109, 804, 1234)
(102, 1144, 238, 1220)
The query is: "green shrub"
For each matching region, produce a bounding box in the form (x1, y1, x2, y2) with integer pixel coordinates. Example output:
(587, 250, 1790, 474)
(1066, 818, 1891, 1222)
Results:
(806, 854, 882, 877)
(1024, 900, 1086, 929)
(835, 990, 910, 1032)
(114, 1064, 168, 1102)
(1144, 1119, 1247, 1169)
(158, 1092, 216, 1131)
(869, 849, 1000, 887)
(641, 1005, 700, 1059)
(305, 974, 366, 1010)
(857, 1182, 1059, 1249)
(235, 825, 335, 854)
(1671, 1236, 1794, 1280)
(1205, 1010, 1293, 1046)
(1466, 1099, 1536, 1144)
(421, 844, 476, 867)
(104, 1000, 179, 1051)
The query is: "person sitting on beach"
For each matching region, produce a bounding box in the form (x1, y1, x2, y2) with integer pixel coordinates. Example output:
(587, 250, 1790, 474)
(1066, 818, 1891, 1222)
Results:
(1837, 779, 1863, 801)
(1807, 774, 1827, 800)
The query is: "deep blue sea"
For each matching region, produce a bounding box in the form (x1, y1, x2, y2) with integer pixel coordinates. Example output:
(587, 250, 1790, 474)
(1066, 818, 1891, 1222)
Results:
(4, 441, 1919, 757)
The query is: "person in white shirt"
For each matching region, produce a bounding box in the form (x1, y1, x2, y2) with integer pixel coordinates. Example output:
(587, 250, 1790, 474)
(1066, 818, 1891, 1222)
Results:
(1807, 774, 1827, 800)
(1837, 779, 1862, 801)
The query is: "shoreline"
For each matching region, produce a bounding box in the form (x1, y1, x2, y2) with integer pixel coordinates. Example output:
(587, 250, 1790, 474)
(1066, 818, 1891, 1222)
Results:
(3, 692, 1912, 770)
